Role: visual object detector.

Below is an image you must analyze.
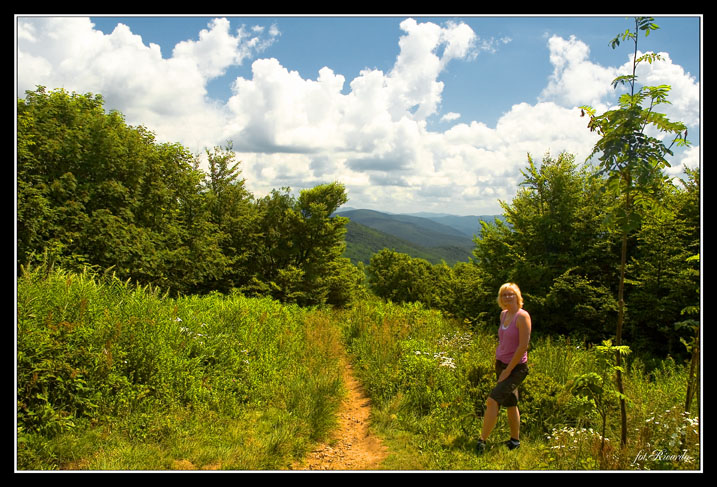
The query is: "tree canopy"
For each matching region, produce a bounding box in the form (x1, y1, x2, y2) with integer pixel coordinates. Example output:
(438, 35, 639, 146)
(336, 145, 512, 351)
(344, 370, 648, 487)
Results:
(17, 84, 699, 357)
(17, 86, 357, 306)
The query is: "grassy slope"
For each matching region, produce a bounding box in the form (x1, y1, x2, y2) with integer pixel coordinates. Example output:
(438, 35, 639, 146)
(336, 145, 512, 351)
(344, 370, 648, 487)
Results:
(16, 268, 701, 471)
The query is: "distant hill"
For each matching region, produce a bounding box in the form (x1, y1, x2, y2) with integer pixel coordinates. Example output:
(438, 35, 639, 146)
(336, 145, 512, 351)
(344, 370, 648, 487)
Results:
(342, 220, 451, 265)
(336, 209, 499, 265)
(402, 212, 499, 238)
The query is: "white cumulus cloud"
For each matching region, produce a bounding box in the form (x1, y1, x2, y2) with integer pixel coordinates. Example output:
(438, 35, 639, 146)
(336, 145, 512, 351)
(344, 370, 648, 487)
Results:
(539, 34, 618, 111)
(16, 17, 699, 215)
(17, 16, 279, 153)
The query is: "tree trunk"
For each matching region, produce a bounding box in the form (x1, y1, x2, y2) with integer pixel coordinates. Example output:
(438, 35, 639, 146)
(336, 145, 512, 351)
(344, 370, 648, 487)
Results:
(615, 171, 630, 448)
(682, 331, 699, 450)
(615, 231, 628, 447)
(684, 332, 699, 413)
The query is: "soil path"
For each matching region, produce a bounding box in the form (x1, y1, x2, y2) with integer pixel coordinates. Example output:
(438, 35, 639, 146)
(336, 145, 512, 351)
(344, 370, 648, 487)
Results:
(290, 361, 388, 471)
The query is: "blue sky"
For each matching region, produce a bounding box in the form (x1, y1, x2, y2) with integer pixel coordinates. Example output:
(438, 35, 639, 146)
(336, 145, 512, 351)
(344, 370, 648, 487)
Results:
(17, 15, 701, 215)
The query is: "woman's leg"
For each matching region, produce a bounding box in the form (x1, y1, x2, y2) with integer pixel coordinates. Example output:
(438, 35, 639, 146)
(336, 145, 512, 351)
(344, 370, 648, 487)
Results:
(506, 406, 520, 440)
(480, 397, 500, 441)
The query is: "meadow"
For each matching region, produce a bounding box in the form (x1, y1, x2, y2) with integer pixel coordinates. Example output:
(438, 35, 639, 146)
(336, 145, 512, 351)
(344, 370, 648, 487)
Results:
(16, 265, 700, 471)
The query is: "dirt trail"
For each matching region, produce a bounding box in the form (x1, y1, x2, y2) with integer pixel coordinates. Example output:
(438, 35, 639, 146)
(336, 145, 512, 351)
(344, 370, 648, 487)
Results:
(290, 361, 388, 471)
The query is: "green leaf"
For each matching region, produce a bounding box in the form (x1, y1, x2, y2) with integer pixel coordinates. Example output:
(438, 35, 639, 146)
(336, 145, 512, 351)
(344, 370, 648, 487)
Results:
(611, 75, 636, 89)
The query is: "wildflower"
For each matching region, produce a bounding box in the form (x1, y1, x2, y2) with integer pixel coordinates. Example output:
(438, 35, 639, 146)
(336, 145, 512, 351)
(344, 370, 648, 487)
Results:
(439, 357, 456, 369)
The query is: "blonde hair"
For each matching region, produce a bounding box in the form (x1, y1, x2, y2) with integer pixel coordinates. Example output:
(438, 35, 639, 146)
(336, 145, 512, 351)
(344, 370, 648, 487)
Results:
(497, 283, 524, 310)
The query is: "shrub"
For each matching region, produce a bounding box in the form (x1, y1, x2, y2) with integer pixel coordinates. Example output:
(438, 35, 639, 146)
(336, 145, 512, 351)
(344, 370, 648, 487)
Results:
(519, 371, 576, 435)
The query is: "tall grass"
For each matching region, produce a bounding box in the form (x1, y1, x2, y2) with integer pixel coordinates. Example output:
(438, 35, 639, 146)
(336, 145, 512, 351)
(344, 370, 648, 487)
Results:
(16, 266, 700, 470)
(17, 265, 344, 470)
(337, 300, 701, 471)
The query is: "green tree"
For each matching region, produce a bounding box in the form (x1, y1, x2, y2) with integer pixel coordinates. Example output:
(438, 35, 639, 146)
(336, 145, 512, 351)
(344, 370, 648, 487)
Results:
(627, 170, 700, 354)
(444, 260, 487, 323)
(366, 249, 454, 309)
(162, 165, 232, 296)
(17, 87, 106, 270)
(201, 145, 258, 293)
(471, 216, 514, 303)
(473, 152, 615, 336)
(17, 87, 227, 295)
(579, 17, 690, 446)
(506, 153, 609, 294)
(544, 269, 617, 343)
(677, 254, 700, 418)
(17, 87, 364, 304)
(324, 257, 369, 307)
(368, 249, 422, 304)
(247, 182, 351, 306)
(294, 182, 350, 283)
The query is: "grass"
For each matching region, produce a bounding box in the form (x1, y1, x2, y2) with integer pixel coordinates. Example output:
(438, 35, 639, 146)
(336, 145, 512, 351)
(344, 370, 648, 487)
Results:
(17, 265, 344, 470)
(337, 299, 701, 471)
(16, 266, 701, 471)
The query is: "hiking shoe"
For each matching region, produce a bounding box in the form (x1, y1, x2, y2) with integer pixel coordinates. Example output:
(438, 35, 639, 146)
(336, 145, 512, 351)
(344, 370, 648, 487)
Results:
(505, 438, 520, 450)
(475, 439, 487, 454)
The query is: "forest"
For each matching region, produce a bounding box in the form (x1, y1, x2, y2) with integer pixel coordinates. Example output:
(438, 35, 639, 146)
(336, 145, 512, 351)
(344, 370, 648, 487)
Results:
(16, 17, 701, 470)
(17, 85, 700, 358)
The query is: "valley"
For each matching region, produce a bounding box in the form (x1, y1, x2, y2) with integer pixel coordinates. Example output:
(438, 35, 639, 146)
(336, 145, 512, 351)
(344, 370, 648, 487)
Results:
(336, 208, 498, 265)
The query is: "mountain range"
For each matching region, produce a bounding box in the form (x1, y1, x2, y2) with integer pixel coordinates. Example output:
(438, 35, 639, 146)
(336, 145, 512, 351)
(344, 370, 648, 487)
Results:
(335, 208, 499, 265)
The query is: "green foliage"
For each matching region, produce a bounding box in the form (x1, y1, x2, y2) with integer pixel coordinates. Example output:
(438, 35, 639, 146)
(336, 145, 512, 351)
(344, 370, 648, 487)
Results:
(17, 265, 345, 469)
(578, 16, 692, 342)
(16, 266, 700, 470)
(17, 87, 361, 306)
(519, 372, 578, 435)
(469, 149, 698, 356)
(245, 182, 350, 306)
(17, 85, 698, 355)
(578, 18, 694, 447)
(367, 249, 447, 307)
(473, 152, 614, 334)
(340, 300, 699, 470)
(544, 269, 617, 343)
(18, 87, 219, 291)
(570, 340, 632, 454)
(365, 249, 488, 324)
(360, 148, 698, 359)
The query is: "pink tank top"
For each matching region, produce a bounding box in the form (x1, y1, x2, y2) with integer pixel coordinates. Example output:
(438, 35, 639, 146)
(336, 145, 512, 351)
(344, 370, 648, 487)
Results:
(496, 309, 528, 365)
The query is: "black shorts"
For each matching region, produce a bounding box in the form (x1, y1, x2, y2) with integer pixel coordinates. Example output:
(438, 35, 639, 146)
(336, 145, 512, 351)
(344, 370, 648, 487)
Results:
(488, 360, 529, 407)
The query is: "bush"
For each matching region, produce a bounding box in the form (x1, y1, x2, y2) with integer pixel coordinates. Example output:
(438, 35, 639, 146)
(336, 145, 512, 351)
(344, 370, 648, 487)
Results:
(519, 371, 582, 435)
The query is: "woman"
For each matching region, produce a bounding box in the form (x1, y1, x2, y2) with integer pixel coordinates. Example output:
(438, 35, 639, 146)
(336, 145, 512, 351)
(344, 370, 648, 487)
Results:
(476, 283, 532, 453)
